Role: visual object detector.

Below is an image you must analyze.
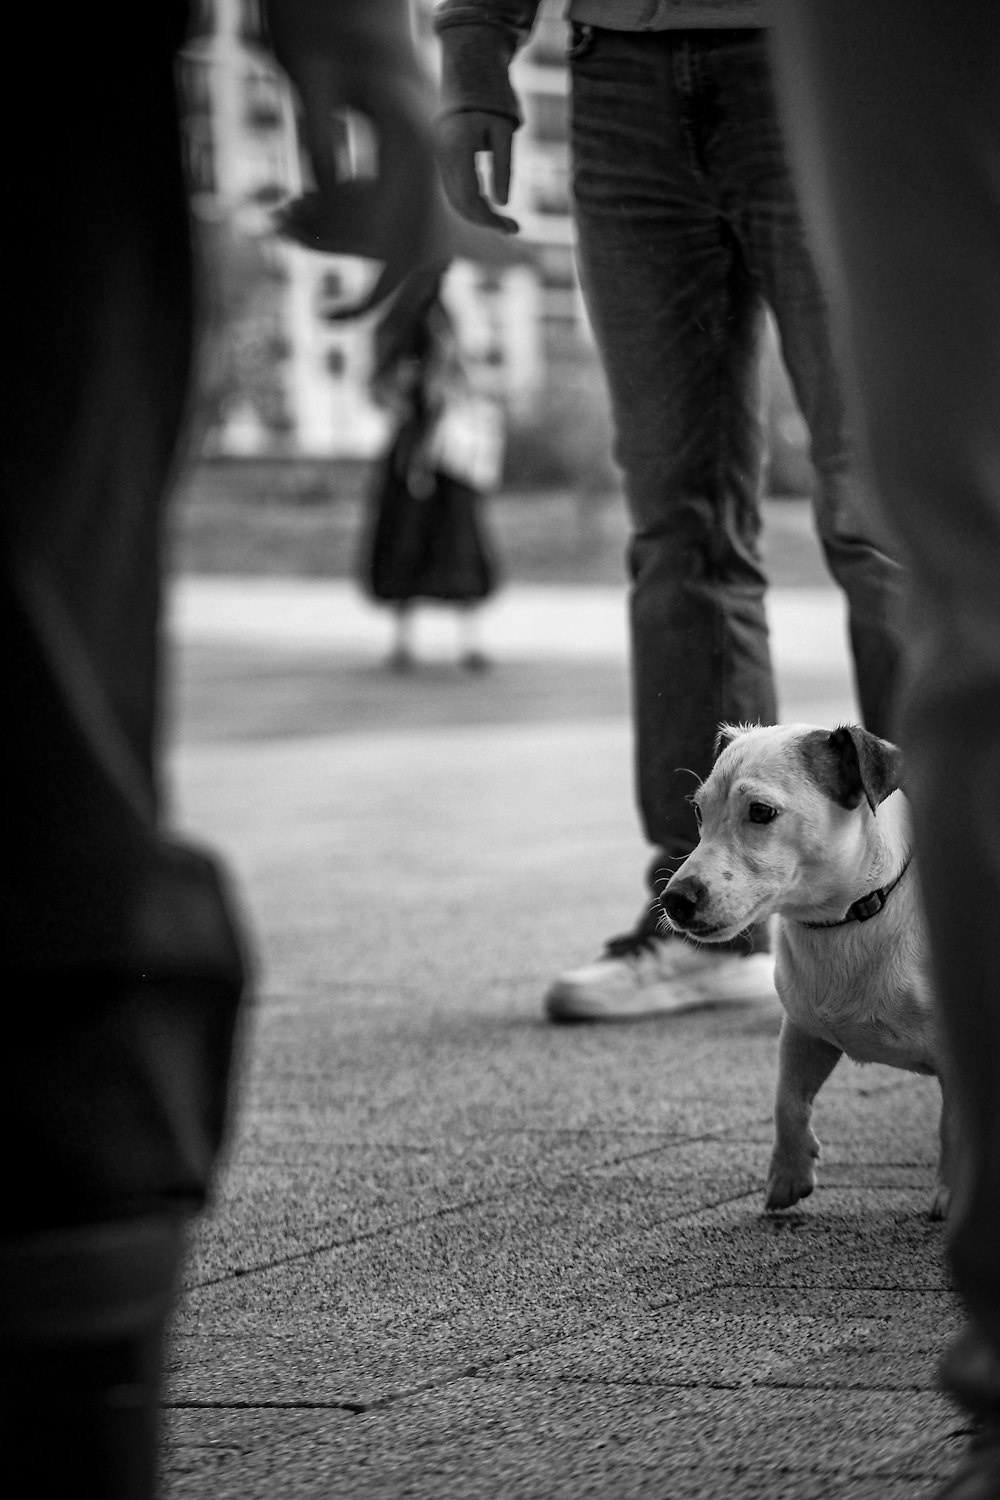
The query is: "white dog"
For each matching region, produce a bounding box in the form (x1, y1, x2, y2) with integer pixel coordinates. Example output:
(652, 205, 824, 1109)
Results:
(660, 722, 951, 1219)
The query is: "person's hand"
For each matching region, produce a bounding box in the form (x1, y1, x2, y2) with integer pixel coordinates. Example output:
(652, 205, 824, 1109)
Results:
(274, 61, 443, 257)
(435, 111, 519, 235)
(263, 0, 450, 314)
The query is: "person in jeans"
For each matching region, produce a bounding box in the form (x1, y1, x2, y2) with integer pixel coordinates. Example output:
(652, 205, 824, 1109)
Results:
(433, 0, 906, 1022)
(771, 6, 1000, 1494)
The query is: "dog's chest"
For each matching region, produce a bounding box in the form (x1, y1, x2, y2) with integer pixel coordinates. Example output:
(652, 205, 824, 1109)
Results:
(775, 925, 935, 1072)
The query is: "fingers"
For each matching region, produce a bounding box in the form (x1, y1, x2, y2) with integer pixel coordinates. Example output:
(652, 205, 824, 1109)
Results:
(435, 112, 519, 234)
(275, 70, 453, 312)
(487, 116, 512, 205)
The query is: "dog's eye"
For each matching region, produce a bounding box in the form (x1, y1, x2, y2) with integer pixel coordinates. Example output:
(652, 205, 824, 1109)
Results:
(692, 802, 703, 825)
(748, 802, 778, 824)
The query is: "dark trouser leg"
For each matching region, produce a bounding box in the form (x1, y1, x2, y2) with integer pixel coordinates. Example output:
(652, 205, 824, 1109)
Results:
(757, 224, 905, 741)
(1, 15, 247, 1496)
(570, 28, 777, 907)
(769, 281, 905, 739)
(703, 30, 907, 742)
(773, 0, 1000, 1418)
(0, 1219, 186, 1499)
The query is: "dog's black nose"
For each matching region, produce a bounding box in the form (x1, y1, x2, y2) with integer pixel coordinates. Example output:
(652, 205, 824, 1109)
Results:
(661, 879, 705, 928)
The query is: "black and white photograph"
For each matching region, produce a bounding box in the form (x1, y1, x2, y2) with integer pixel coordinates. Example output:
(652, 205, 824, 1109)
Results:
(4, 2, 1000, 1496)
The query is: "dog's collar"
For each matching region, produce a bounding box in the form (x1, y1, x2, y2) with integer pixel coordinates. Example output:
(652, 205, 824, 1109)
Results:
(798, 850, 914, 930)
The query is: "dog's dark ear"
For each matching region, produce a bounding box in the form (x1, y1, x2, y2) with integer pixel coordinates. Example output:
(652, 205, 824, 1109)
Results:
(800, 725, 904, 813)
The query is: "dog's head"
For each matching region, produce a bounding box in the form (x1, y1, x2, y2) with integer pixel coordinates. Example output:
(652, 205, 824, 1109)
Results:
(659, 722, 904, 941)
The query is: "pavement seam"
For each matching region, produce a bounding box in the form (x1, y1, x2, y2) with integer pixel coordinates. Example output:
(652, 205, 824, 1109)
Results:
(183, 1140, 764, 1290)
(164, 1373, 943, 1407)
(183, 1176, 945, 1297)
(182, 1192, 498, 1291)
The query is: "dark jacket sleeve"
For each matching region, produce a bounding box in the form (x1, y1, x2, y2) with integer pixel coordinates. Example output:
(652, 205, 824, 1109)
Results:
(432, 1, 543, 124)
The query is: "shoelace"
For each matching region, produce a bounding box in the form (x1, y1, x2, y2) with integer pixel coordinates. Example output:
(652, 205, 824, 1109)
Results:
(603, 928, 666, 960)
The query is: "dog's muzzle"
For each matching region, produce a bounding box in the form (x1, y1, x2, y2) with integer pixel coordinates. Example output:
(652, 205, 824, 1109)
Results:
(660, 876, 707, 931)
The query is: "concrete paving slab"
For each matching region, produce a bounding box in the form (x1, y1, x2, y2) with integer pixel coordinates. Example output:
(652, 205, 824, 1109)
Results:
(493, 1287, 961, 1393)
(167, 1180, 950, 1411)
(168, 1276, 961, 1415)
(178, 1132, 769, 1292)
(163, 1383, 963, 1500)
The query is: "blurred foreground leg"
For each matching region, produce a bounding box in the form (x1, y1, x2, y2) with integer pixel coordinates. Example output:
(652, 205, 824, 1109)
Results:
(1, 12, 248, 1496)
(772, 0, 1000, 1467)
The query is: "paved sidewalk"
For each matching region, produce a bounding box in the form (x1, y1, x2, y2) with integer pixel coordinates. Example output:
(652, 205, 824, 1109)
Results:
(160, 579, 965, 1499)
(168, 575, 849, 669)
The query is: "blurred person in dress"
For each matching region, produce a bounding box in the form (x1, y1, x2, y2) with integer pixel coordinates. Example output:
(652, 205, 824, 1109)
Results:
(361, 267, 503, 672)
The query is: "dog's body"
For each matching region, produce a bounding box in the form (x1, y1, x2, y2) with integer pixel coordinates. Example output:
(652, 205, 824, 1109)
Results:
(660, 722, 952, 1219)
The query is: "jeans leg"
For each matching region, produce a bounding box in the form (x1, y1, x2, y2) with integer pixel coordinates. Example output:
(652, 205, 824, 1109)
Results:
(763, 245, 905, 742)
(773, 0, 1000, 1415)
(772, 280, 905, 740)
(706, 31, 906, 740)
(570, 29, 777, 881)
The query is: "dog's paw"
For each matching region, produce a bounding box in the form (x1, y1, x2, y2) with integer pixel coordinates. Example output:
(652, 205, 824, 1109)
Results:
(765, 1149, 818, 1212)
(928, 1181, 950, 1221)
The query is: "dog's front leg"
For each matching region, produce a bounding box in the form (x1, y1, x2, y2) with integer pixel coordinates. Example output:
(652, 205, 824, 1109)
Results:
(929, 1078, 955, 1221)
(766, 1016, 842, 1211)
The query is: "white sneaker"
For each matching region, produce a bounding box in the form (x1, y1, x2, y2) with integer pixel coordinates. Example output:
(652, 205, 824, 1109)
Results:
(544, 928, 777, 1022)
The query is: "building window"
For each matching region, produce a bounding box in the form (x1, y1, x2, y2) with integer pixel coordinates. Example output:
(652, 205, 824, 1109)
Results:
(527, 91, 569, 144)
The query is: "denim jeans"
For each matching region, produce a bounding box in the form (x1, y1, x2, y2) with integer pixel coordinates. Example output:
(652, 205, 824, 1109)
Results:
(569, 26, 906, 894)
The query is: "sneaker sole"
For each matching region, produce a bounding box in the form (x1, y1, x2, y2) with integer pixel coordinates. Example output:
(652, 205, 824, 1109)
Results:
(545, 956, 777, 1023)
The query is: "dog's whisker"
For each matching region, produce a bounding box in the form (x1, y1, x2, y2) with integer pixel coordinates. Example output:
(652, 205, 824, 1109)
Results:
(674, 766, 704, 789)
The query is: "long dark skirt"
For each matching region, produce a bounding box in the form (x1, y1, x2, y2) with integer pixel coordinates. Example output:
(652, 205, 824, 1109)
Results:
(361, 426, 498, 605)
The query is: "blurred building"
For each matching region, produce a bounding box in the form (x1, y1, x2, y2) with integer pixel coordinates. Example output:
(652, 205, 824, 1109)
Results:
(180, 0, 588, 461)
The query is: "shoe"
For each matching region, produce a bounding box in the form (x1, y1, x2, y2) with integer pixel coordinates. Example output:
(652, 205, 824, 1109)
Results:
(387, 645, 416, 673)
(931, 1419, 1000, 1499)
(544, 925, 776, 1022)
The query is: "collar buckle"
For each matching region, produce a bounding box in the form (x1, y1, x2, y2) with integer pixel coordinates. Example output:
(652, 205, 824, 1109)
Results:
(848, 889, 886, 922)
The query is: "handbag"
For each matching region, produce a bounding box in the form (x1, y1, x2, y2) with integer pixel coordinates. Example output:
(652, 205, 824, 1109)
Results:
(424, 391, 505, 494)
